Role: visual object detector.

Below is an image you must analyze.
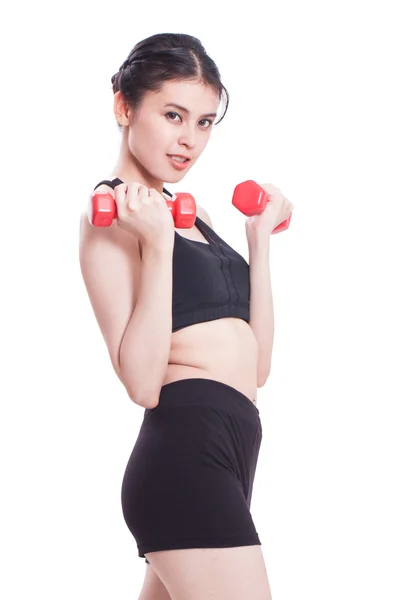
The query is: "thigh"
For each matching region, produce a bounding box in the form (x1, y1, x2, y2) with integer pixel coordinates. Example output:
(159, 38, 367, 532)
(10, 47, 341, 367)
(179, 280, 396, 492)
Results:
(138, 563, 171, 600)
(145, 545, 272, 600)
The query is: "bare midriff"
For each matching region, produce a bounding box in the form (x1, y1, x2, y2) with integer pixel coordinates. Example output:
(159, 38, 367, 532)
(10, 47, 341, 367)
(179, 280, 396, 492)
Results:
(162, 317, 259, 406)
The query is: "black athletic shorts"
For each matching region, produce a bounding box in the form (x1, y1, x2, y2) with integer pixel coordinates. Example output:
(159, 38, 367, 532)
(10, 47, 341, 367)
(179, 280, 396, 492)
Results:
(120, 378, 263, 564)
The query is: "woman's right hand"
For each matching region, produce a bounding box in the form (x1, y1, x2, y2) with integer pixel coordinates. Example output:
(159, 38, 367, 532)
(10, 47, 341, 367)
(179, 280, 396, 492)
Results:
(114, 182, 175, 249)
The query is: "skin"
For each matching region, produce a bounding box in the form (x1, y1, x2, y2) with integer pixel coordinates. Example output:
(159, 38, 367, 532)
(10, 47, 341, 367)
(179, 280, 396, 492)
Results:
(111, 78, 220, 193)
(104, 81, 276, 600)
(113, 79, 218, 599)
(107, 78, 260, 406)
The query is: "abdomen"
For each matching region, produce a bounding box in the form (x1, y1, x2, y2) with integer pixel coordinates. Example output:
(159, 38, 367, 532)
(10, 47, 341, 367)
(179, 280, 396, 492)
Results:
(163, 318, 259, 405)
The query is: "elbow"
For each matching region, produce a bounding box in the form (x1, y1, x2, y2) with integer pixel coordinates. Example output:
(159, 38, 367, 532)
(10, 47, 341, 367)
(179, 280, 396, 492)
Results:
(118, 357, 162, 409)
(116, 364, 158, 409)
(257, 377, 268, 389)
(125, 382, 160, 409)
(257, 367, 271, 388)
(127, 388, 160, 409)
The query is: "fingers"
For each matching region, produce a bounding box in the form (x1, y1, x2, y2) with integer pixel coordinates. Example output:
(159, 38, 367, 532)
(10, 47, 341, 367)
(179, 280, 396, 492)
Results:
(148, 188, 164, 203)
(114, 182, 148, 214)
(113, 182, 127, 210)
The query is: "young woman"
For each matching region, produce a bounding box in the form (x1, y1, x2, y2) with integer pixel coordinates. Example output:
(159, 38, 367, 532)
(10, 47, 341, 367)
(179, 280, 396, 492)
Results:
(80, 32, 292, 600)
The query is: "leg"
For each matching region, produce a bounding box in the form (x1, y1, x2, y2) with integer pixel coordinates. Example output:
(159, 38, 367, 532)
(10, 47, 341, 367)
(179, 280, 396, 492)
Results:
(138, 561, 172, 600)
(145, 545, 272, 600)
(121, 379, 265, 599)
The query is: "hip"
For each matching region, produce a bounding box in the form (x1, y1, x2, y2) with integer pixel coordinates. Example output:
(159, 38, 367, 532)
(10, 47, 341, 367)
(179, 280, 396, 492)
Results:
(143, 377, 261, 452)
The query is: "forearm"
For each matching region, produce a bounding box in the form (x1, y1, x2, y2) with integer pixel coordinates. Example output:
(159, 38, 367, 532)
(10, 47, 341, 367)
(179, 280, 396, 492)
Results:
(119, 244, 173, 408)
(248, 238, 274, 386)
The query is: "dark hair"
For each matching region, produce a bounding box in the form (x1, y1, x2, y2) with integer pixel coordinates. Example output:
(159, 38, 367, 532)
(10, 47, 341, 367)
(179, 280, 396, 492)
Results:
(111, 33, 229, 130)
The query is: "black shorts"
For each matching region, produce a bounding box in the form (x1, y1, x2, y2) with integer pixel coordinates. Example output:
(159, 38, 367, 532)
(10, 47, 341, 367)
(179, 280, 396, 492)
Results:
(120, 378, 262, 564)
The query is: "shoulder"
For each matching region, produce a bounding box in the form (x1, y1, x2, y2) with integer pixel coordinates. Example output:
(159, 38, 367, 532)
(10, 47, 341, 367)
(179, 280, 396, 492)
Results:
(196, 205, 214, 229)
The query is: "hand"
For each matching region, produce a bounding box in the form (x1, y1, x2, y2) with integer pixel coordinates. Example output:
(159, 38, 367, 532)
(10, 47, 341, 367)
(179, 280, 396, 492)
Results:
(114, 182, 175, 249)
(245, 183, 294, 239)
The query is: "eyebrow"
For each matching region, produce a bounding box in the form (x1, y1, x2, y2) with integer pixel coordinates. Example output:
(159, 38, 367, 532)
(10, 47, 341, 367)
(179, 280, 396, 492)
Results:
(163, 103, 217, 118)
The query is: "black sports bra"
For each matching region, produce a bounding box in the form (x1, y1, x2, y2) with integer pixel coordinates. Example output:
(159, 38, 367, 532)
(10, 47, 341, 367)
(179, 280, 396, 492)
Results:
(93, 178, 250, 332)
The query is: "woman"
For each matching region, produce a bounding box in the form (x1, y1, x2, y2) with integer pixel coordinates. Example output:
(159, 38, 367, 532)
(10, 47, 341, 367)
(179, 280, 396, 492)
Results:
(80, 32, 292, 600)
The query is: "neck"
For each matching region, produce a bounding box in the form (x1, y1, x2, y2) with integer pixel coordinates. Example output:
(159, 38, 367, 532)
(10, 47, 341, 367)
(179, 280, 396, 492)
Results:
(110, 138, 165, 195)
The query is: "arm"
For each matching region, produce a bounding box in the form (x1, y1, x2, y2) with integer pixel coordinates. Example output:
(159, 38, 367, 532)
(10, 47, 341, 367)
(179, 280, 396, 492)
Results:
(247, 237, 274, 387)
(119, 243, 173, 407)
(79, 212, 173, 409)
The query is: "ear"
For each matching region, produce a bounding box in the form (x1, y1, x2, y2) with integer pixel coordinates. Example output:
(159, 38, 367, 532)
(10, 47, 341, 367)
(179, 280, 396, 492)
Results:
(113, 91, 130, 126)
(197, 205, 214, 230)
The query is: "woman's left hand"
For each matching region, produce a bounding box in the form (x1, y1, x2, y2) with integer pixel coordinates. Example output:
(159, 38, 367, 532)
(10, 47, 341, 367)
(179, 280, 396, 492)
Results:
(245, 183, 294, 240)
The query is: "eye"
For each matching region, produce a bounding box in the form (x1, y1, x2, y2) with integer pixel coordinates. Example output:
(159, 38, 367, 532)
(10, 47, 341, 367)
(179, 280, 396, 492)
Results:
(166, 112, 214, 129)
(199, 118, 214, 129)
(166, 111, 181, 122)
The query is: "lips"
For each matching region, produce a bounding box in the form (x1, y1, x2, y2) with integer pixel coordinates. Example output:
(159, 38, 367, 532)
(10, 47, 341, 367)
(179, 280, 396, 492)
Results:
(167, 154, 191, 162)
(167, 155, 191, 170)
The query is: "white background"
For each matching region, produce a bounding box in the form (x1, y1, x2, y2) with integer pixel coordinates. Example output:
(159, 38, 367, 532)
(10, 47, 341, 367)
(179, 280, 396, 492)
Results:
(1, 0, 399, 598)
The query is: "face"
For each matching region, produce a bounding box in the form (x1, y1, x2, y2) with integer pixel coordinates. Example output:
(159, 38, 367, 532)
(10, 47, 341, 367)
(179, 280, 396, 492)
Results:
(114, 80, 221, 189)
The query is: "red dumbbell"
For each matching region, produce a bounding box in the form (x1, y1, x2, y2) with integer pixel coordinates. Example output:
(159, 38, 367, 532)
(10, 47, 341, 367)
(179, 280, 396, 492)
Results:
(232, 180, 292, 233)
(88, 189, 197, 228)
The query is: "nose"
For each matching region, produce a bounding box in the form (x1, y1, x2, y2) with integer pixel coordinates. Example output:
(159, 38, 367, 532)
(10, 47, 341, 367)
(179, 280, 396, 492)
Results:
(178, 123, 197, 150)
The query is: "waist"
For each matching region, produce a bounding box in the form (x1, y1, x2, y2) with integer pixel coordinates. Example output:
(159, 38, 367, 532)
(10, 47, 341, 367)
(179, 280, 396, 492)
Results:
(151, 377, 260, 419)
(164, 318, 259, 404)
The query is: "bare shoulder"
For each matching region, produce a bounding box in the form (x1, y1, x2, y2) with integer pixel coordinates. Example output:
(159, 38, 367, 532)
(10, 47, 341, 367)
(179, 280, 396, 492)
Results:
(196, 205, 214, 230)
